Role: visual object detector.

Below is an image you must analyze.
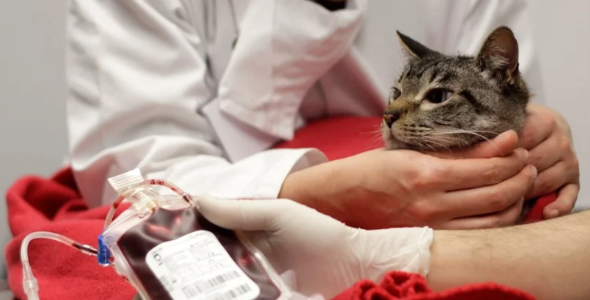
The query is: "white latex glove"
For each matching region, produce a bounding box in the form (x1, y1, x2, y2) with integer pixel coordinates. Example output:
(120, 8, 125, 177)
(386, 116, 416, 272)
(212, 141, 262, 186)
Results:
(195, 195, 433, 299)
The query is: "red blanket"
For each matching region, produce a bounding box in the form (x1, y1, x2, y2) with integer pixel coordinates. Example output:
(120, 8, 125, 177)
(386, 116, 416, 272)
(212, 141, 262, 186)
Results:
(334, 271, 536, 300)
(5, 116, 550, 300)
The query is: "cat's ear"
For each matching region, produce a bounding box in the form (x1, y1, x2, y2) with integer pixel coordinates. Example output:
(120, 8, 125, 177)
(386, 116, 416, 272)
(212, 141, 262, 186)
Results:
(396, 31, 440, 59)
(477, 26, 520, 83)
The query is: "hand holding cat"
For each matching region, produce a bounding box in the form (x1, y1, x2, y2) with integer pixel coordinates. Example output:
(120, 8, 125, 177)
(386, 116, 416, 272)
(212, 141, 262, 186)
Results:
(519, 104, 579, 219)
(306, 130, 536, 230)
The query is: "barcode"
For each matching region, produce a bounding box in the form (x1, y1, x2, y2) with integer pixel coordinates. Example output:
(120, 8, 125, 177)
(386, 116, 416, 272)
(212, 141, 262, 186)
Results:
(183, 271, 241, 297)
(213, 284, 253, 300)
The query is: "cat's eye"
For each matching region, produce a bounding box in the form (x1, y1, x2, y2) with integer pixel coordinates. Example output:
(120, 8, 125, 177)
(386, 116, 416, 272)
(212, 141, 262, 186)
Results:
(424, 88, 452, 104)
(391, 88, 401, 101)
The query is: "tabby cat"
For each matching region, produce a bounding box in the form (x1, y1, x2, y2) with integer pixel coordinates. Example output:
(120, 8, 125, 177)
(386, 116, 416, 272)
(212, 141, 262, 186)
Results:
(381, 26, 534, 222)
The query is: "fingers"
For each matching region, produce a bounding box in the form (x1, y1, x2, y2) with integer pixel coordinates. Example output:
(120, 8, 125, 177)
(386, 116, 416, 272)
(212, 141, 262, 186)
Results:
(527, 132, 562, 173)
(432, 130, 519, 159)
(440, 165, 536, 219)
(543, 183, 579, 219)
(195, 195, 290, 232)
(442, 197, 524, 229)
(458, 130, 518, 158)
(439, 148, 529, 191)
(518, 106, 554, 150)
(524, 161, 571, 200)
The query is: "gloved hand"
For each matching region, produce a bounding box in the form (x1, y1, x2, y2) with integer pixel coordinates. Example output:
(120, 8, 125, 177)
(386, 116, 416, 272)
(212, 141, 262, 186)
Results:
(195, 195, 433, 299)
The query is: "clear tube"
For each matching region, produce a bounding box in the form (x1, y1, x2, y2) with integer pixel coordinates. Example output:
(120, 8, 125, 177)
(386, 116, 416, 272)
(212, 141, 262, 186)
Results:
(98, 177, 195, 267)
(20, 231, 98, 300)
(103, 196, 127, 230)
(103, 179, 193, 230)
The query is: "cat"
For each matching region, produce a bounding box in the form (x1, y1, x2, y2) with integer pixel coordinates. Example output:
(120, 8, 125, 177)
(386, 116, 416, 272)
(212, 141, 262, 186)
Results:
(381, 26, 535, 223)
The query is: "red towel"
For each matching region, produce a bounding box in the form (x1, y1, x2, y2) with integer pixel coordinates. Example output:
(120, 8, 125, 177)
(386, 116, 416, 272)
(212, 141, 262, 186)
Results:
(5, 167, 137, 300)
(5, 116, 550, 300)
(331, 271, 536, 300)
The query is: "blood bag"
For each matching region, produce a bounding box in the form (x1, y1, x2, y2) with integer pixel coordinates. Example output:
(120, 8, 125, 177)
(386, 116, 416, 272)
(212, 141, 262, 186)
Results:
(101, 169, 292, 300)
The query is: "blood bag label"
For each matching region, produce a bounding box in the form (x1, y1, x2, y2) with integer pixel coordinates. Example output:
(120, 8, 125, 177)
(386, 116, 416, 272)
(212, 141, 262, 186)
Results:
(146, 231, 261, 300)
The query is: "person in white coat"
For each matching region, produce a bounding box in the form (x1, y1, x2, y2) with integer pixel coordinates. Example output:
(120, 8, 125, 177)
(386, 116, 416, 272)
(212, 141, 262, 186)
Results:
(66, 0, 579, 230)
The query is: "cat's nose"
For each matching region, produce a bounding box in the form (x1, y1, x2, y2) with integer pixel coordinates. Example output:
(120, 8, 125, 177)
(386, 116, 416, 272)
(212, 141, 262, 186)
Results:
(383, 112, 399, 128)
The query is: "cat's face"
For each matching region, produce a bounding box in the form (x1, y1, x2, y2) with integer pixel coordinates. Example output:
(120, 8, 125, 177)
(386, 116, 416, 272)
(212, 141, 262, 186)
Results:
(382, 27, 530, 151)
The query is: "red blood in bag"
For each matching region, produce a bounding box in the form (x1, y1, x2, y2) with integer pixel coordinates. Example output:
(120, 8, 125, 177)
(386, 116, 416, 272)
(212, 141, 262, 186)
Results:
(117, 207, 281, 300)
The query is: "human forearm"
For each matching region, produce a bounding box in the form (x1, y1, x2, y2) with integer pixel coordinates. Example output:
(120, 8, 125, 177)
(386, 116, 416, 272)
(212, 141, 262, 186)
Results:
(279, 158, 358, 224)
(428, 211, 590, 300)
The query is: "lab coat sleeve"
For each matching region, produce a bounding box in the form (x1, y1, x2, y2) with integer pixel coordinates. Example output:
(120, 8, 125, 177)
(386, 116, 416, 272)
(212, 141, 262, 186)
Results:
(66, 0, 328, 207)
(216, 0, 368, 140)
(422, 0, 546, 104)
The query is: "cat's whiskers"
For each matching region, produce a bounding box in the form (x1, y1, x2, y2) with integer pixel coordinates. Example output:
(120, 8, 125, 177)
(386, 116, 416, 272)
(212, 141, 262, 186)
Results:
(420, 135, 454, 154)
(419, 140, 438, 153)
(448, 129, 501, 136)
(404, 136, 432, 152)
(428, 133, 476, 149)
(431, 129, 502, 155)
(425, 133, 466, 147)
(394, 125, 448, 153)
(357, 125, 383, 137)
(395, 125, 456, 152)
(357, 125, 387, 148)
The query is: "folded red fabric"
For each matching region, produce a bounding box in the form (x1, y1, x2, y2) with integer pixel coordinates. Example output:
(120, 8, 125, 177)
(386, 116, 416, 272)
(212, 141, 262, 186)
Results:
(6, 167, 137, 300)
(331, 271, 536, 300)
(5, 116, 550, 299)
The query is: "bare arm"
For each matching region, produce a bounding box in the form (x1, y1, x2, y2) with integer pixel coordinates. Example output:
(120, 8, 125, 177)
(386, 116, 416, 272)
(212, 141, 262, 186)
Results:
(428, 210, 590, 300)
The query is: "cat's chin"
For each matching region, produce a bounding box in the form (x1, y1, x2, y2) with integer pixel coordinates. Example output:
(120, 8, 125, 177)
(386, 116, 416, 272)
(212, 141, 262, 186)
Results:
(382, 128, 415, 150)
(383, 137, 415, 151)
(381, 124, 431, 151)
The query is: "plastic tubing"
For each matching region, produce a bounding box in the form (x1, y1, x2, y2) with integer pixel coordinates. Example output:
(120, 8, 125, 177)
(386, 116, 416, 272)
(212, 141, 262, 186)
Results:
(102, 178, 194, 230)
(20, 231, 98, 300)
(103, 195, 126, 230)
(20, 178, 192, 299)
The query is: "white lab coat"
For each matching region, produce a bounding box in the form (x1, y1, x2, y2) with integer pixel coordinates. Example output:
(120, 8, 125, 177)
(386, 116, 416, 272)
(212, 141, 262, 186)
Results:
(66, 0, 545, 207)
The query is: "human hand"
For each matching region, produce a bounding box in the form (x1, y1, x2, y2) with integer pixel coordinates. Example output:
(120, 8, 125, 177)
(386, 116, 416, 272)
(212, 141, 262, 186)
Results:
(281, 131, 536, 230)
(195, 195, 433, 299)
(519, 104, 579, 219)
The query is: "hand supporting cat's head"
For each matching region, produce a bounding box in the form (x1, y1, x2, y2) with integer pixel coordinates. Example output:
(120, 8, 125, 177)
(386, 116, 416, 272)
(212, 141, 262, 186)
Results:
(382, 26, 530, 151)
